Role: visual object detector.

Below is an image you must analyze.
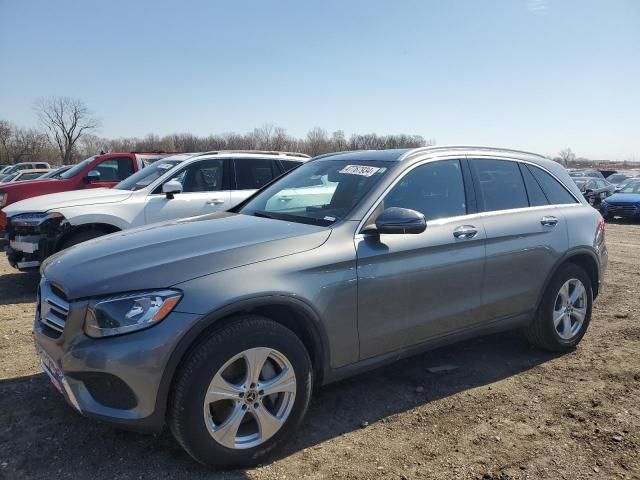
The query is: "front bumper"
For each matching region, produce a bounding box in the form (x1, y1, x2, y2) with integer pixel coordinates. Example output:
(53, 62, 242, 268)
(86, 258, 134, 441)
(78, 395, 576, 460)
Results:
(5, 215, 66, 270)
(33, 282, 201, 432)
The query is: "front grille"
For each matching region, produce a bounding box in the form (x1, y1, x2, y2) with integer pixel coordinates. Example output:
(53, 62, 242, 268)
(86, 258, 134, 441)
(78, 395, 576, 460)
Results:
(38, 281, 70, 337)
(607, 204, 638, 216)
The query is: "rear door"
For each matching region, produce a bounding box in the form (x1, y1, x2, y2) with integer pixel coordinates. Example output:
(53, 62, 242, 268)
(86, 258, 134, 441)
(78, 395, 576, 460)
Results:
(469, 158, 569, 322)
(355, 158, 486, 359)
(229, 158, 281, 207)
(144, 158, 231, 223)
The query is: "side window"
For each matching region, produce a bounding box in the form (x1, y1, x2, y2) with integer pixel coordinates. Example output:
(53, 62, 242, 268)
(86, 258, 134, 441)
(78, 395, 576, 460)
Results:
(520, 164, 548, 206)
(280, 160, 302, 172)
(471, 159, 529, 212)
(169, 159, 224, 193)
(383, 159, 466, 220)
(95, 158, 134, 181)
(234, 158, 277, 190)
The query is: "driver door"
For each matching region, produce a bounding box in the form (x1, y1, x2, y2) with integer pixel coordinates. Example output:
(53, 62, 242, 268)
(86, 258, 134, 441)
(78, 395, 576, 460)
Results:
(355, 159, 486, 359)
(144, 158, 231, 223)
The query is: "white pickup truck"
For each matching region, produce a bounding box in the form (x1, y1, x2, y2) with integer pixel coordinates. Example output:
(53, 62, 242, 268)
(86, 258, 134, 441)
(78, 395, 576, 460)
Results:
(4, 150, 308, 270)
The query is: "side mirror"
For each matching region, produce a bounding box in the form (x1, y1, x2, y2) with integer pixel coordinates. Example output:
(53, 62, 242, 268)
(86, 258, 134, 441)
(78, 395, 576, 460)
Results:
(85, 170, 101, 183)
(162, 180, 183, 199)
(369, 207, 427, 235)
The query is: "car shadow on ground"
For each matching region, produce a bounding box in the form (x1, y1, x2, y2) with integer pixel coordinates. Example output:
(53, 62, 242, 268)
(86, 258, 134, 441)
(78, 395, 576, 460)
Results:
(0, 331, 560, 479)
(0, 271, 39, 305)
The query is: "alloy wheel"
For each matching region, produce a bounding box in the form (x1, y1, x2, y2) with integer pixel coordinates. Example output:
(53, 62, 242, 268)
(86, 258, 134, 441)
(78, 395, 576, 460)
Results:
(553, 278, 588, 340)
(202, 347, 297, 450)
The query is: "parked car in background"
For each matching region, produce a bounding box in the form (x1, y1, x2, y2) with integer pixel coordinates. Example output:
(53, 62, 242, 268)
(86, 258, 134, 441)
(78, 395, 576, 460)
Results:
(4, 150, 309, 270)
(614, 177, 640, 193)
(0, 161, 51, 181)
(0, 152, 173, 236)
(33, 146, 606, 468)
(38, 165, 72, 179)
(0, 169, 52, 183)
(568, 169, 605, 180)
(572, 176, 615, 206)
(605, 172, 633, 186)
(601, 181, 640, 220)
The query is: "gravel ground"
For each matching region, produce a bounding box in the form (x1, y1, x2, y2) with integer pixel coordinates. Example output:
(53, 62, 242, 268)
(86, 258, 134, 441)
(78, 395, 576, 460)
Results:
(0, 222, 638, 480)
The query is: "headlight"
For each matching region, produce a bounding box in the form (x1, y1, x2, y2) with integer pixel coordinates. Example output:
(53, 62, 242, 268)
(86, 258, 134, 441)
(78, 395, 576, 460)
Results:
(10, 211, 63, 228)
(84, 290, 182, 338)
(0, 193, 7, 208)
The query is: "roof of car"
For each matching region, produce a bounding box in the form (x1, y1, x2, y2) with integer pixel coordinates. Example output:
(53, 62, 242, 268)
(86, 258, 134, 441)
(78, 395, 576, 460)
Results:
(195, 150, 310, 159)
(313, 145, 550, 163)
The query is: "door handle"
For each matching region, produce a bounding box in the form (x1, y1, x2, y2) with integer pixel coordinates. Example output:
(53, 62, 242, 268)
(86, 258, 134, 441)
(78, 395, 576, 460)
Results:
(540, 216, 558, 227)
(207, 198, 225, 205)
(453, 225, 478, 239)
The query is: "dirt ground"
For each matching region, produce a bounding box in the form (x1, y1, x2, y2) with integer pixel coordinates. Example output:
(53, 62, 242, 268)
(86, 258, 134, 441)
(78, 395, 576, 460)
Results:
(0, 223, 639, 480)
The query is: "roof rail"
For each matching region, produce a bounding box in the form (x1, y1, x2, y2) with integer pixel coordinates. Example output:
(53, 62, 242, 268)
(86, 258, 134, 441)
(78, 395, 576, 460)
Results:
(401, 145, 549, 161)
(196, 150, 310, 158)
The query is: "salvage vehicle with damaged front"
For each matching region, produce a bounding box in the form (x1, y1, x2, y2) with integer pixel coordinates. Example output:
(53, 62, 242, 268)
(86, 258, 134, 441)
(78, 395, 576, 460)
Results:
(4, 151, 308, 270)
(33, 146, 607, 468)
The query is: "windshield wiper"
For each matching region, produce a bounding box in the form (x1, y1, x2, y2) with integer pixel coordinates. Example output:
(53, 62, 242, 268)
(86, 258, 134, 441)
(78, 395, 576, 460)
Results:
(253, 210, 277, 219)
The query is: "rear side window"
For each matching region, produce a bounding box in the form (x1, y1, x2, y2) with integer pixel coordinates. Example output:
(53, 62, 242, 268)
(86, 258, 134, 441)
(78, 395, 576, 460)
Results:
(520, 165, 548, 207)
(471, 159, 529, 212)
(527, 165, 577, 204)
(280, 160, 303, 172)
(234, 158, 277, 190)
(384, 159, 467, 220)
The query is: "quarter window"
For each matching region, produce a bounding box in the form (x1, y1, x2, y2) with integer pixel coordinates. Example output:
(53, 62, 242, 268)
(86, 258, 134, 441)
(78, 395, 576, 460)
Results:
(471, 159, 529, 212)
(383, 159, 467, 220)
(520, 165, 548, 207)
(526, 165, 578, 204)
(234, 158, 277, 190)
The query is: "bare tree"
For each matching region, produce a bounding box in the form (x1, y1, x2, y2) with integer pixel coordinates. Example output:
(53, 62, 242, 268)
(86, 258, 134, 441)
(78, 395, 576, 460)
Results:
(34, 96, 100, 165)
(0, 120, 12, 164)
(558, 148, 576, 167)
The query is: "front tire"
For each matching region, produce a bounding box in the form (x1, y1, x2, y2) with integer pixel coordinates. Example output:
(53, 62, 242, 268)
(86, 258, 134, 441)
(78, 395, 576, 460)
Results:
(527, 263, 593, 352)
(169, 315, 313, 468)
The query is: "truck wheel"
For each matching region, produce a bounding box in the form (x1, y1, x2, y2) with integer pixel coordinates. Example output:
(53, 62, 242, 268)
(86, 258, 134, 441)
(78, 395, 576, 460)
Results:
(60, 230, 106, 251)
(526, 263, 593, 352)
(169, 315, 313, 468)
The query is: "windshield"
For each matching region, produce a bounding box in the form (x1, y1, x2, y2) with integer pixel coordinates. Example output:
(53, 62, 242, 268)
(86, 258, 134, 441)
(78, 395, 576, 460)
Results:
(607, 174, 628, 184)
(1, 172, 19, 183)
(59, 157, 96, 179)
(619, 182, 640, 194)
(239, 160, 393, 226)
(114, 160, 182, 191)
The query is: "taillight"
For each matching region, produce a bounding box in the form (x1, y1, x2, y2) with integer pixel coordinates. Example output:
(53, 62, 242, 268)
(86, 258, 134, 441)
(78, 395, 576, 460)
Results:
(597, 214, 605, 235)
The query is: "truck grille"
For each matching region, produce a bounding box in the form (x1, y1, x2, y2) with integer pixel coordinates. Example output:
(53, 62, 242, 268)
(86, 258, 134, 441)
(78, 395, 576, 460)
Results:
(38, 281, 69, 338)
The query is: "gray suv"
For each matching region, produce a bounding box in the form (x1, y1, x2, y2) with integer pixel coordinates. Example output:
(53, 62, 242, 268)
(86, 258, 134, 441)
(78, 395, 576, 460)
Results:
(34, 146, 607, 467)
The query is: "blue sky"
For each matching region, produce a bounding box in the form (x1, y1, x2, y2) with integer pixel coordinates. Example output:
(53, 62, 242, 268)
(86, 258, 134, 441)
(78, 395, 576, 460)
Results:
(1, 0, 638, 159)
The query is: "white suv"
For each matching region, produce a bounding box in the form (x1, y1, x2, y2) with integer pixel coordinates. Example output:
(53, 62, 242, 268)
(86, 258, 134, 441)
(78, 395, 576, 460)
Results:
(4, 151, 308, 270)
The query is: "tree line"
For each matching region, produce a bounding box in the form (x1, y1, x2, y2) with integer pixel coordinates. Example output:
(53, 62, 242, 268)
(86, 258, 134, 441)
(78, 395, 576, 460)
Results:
(0, 96, 431, 166)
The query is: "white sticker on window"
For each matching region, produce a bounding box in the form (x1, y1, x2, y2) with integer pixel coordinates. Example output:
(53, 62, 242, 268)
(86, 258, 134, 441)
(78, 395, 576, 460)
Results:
(338, 165, 381, 177)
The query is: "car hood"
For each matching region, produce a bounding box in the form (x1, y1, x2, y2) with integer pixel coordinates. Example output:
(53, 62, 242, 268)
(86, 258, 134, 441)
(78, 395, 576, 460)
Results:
(605, 193, 640, 204)
(3, 188, 133, 216)
(42, 212, 331, 300)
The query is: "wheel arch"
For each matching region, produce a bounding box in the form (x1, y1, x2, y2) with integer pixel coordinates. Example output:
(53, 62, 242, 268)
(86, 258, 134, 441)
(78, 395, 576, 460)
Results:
(536, 248, 601, 315)
(156, 295, 331, 423)
(54, 222, 121, 251)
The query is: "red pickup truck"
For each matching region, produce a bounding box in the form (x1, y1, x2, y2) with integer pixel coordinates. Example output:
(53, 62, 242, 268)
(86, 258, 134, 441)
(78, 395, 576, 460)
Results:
(0, 152, 172, 233)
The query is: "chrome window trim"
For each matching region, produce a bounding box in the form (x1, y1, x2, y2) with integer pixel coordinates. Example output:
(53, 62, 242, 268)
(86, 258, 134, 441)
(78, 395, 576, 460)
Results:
(355, 155, 582, 235)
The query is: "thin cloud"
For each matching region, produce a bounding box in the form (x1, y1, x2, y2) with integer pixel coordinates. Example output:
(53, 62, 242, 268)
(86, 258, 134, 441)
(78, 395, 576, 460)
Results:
(527, 0, 549, 14)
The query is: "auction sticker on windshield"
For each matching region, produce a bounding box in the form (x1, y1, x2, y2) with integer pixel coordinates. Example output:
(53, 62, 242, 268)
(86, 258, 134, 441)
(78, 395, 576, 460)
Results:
(339, 165, 383, 177)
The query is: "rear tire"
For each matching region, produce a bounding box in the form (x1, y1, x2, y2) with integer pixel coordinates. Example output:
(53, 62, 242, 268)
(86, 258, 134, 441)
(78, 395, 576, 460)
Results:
(168, 315, 313, 468)
(526, 263, 593, 352)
